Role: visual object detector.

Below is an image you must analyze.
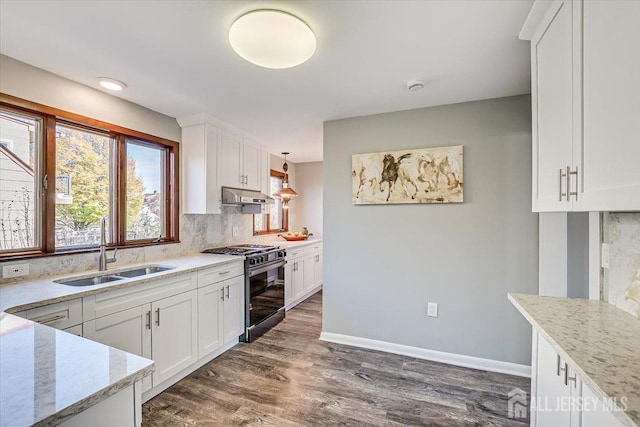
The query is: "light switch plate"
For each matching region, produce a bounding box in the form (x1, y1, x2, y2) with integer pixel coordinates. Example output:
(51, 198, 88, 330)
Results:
(427, 302, 438, 318)
(601, 243, 610, 269)
(3, 263, 29, 278)
(232, 226, 240, 237)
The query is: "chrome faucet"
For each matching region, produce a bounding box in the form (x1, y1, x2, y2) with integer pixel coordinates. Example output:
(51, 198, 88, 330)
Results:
(98, 216, 117, 271)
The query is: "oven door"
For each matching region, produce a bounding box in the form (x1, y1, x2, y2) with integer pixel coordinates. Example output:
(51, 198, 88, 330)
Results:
(247, 260, 285, 328)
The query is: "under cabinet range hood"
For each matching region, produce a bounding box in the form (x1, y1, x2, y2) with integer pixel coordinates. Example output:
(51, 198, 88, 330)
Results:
(222, 187, 274, 213)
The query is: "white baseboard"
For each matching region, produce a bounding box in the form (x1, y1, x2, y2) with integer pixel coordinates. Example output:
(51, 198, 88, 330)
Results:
(319, 332, 531, 378)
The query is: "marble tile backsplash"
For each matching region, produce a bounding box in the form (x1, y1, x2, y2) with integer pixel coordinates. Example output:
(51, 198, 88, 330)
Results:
(0, 207, 255, 284)
(605, 212, 640, 318)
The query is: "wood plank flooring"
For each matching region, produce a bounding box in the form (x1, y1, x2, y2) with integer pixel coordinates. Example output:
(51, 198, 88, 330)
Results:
(142, 292, 530, 426)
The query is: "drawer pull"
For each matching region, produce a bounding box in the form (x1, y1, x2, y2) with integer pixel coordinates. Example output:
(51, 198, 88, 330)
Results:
(33, 313, 67, 325)
(218, 270, 231, 275)
(226, 285, 230, 299)
(146, 311, 151, 330)
(155, 308, 160, 326)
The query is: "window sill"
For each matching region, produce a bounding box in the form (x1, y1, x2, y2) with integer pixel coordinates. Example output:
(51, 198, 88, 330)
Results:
(253, 230, 287, 236)
(0, 240, 181, 262)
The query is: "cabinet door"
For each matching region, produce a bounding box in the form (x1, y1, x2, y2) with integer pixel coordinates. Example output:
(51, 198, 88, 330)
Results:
(536, 335, 571, 426)
(197, 285, 224, 358)
(284, 263, 294, 306)
(243, 139, 261, 190)
(531, 0, 575, 212)
(260, 147, 270, 196)
(303, 255, 316, 291)
(293, 260, 305, 299)
(314, 252, 323, 287)
(579, 0, 640, 211)
(223, 276, 244, 344)
(581, 381, 623, 427)
(220, 131, 243, 188)
(151, 290, 198, 386)
(83, 304, 152, 392)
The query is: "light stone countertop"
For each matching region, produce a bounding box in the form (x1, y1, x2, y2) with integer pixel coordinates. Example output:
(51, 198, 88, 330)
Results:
(508, 293, 640, 427)
(0, 253, 244, 427)
(257, 237, 323, 251)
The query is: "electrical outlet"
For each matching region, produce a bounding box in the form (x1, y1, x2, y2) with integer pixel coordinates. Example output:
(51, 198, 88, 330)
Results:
(232, 226, 240, 237)
(601, 243, 610, 269)
(427, 302, 438, 318)
(3, 263, 29, 278)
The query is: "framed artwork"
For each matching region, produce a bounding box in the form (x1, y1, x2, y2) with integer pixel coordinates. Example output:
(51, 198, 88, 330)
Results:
(352, 145, 463, 204)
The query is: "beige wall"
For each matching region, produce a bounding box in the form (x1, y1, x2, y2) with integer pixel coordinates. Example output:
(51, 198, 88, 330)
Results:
(0, 55, 181, 141)
(292, 162, 323, 236)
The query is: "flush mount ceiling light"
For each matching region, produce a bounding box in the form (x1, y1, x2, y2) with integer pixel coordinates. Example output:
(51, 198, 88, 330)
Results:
(228, 10, 316, 69)
(96, 77, 127, 91)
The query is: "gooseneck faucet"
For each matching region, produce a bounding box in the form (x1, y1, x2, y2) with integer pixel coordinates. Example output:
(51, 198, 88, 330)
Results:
(98, 216, 117, 271)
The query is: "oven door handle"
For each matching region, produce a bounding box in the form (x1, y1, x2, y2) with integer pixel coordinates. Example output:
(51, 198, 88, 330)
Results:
(248, 260, 286, 277)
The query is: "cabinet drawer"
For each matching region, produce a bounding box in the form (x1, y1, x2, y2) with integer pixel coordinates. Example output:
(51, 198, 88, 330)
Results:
(286, 248, 305, 260)
(91, 273, 197, 319)
(197, 262, 244, 287)
(27, 298, 82, 330)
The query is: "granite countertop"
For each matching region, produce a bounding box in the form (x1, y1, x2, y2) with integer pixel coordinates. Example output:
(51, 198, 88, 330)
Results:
(0, 253, 244, 427)
(508, 293, 640, 427)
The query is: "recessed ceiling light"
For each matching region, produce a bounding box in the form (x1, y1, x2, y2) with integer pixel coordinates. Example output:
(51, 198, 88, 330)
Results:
(407, 79, 425, 92)
(97, 77, 127, 91)
(229, 9, 316, 69)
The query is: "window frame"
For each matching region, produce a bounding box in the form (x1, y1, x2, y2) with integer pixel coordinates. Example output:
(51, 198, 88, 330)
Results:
(253, 169, 288, 235)
(0, 93, 180, 259)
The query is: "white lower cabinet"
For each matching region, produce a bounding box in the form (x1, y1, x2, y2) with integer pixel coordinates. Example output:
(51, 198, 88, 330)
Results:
(197, 274, 244, 358)
(84, 286, 199, 390)
(197, 285, 224, 358)
(284, 243, 323, 309)
(150, 290, 198, 386)
(84, 305, 153, 392)
(534, 333, 623, 427)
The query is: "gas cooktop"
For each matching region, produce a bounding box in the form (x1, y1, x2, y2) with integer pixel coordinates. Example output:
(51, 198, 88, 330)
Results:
(202, 244, 278, 256)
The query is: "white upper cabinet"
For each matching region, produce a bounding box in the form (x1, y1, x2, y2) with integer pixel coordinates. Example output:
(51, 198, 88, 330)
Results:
(180, 123, 222, 214)
(523, 0, 640, 212)
(220, 131, 262, 191)
(579, 0, 640, 210)
(531, 0, 576, 211)
(178, 114, 271, 212)
(242, 138, 261, 190)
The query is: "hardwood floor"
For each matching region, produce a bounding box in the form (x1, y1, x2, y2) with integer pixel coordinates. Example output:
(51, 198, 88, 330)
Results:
(143, 292, 530, 426)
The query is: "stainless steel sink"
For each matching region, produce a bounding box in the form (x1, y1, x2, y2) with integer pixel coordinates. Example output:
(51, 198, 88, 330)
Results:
(55, 275, 123, 287)
(116, 266, 174, 278)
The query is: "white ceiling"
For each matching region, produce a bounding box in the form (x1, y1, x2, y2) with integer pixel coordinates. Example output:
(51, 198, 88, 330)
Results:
(0, 0, 532, 163)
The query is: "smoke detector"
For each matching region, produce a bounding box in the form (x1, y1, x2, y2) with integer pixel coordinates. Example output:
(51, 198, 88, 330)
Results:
(407, 79, 425, 92)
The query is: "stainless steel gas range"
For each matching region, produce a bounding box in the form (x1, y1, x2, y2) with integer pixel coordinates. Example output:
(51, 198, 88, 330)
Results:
(202, 244, 286, 342)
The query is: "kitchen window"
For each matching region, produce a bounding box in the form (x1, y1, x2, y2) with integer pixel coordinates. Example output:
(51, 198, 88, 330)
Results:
(253, 170, 288, 235)
(0, 94, 179, 258)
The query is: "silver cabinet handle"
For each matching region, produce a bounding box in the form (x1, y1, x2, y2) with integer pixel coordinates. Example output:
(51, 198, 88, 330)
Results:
(155, 308, 160, 326)
(146, 310, 151, 330)
(226, 285, 230, 299)
(569, 166, 579, 200)
(556, 355, 565, 376)
(218, 270, 231, 275)
(240, 174, 244, 185)
(220, 288, 225, 301)
(33, 313, 67, 325)
(559, 168, 567, 201)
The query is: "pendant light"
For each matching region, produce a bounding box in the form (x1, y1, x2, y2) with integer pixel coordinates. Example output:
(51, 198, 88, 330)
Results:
(273, 152, 298, 208)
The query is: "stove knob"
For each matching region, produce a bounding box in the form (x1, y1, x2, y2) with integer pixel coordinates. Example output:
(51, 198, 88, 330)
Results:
(249, 258, 256, 265)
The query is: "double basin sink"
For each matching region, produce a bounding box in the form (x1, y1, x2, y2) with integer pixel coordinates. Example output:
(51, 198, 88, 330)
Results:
(54, 265, 174, 287)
